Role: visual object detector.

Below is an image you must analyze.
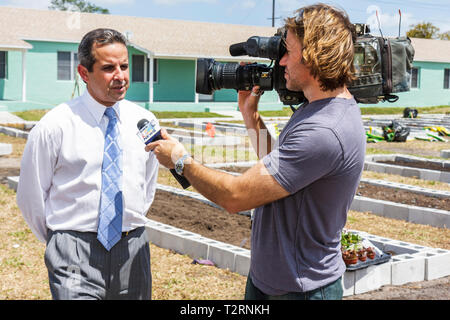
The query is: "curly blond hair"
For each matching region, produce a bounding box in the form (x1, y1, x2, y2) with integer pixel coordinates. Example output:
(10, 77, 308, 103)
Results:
(284, 3, 356, 91)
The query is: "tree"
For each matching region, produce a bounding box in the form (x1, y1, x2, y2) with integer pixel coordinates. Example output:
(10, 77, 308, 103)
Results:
(439, 31, 450, 41)
(406, 22, 440, 39)
(49, 0, 109, 14)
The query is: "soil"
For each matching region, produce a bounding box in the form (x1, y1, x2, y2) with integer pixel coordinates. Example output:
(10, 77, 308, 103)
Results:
(358, 182, 449, 210)
(379, 160, 450, 172)
(146, 190, 252, 249)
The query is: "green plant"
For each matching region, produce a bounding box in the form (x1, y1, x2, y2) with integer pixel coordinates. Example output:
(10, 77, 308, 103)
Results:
(341, 231, 362, 251)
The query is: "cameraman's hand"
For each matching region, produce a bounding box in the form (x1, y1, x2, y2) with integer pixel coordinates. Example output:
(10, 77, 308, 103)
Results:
(145, 128, 187, 169)
(238, 85, 262, 118)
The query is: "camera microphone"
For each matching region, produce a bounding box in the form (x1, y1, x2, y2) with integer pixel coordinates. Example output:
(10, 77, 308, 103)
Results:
(137, 119, 191, 189)
(229, 42, 247, 56)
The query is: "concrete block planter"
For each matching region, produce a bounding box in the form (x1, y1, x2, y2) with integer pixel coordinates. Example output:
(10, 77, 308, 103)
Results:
(365, 154, 450, 183)
(360, 178, 450, 199)
(351, 196, 450, 229)
(0, 125, 29, 139)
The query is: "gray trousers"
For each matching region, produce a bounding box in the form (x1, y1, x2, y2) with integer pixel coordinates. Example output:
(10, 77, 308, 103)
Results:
(44, 227, 151, 300)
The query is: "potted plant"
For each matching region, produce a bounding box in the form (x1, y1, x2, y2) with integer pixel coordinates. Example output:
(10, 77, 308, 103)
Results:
(342, 248, 358, 265)
(366, 247, 376, 260)
(357, 247, 367, 262)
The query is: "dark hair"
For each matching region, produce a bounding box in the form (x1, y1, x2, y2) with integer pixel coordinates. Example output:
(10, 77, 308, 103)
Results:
(78, 28, 128, 72)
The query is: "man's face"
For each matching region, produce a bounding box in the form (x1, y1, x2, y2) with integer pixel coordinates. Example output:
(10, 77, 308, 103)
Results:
(78, 42, 129, 106)
(279, 28, 313, 91)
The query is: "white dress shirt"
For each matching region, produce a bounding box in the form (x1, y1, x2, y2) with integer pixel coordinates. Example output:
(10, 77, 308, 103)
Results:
(17, 90, 159, 243)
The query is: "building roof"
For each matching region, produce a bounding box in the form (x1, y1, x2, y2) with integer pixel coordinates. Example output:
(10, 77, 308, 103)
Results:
(0, 6, 276, 60)
(410, 38, 450, 63)
(1, 7, 449, 63)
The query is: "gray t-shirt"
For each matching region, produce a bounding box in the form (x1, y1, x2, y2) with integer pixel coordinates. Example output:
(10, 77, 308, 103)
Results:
(250, 97, 366, 294)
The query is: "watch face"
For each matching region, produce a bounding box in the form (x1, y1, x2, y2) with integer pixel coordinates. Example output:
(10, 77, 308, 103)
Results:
(175, 161, 183, 175)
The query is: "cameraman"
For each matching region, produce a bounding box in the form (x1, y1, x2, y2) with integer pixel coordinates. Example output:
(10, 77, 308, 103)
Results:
(146, 3, 365, 300)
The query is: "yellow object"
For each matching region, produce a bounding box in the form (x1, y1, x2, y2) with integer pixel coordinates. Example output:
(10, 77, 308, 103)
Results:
(424, 126, 450, 136)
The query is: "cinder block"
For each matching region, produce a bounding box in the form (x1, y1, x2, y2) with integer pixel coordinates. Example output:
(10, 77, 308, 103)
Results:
(408, 207, 450, 229)
(416, 249, 450, 280)
(208, 243, 240, 271)
(350, 196, 362, 212)
(161, 229, 209, 259)
(0, 143, 12, 156)
(401, 168, 421, 178)
(354, 262, 391, 294)
(365, 162, 388, 174)
(383, 202, 409, 221)
(391, 254, 425, 285)
(7, 176, 19, 192)
(358, 197, 385, 216)
(384, 165, 404, 176)
(440, 150, 450, 158)
(342, 271, 355, 297)
(440, 172, 450, 183)
(145, 224, 163, 245)
(419, 169, 442, 182)
(234, 251, 251, 276)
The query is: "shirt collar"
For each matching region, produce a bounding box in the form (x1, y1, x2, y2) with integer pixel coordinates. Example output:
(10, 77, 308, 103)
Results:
(81, 90, 122, 125)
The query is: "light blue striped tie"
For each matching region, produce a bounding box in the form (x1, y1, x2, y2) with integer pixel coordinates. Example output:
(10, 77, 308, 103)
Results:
(97, 107, 123, 251)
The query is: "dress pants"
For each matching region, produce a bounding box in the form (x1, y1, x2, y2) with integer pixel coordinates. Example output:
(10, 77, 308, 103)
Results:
(44, 226, 151, 300)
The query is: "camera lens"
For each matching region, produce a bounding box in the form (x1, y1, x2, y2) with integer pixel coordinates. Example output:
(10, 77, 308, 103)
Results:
(196, 58, 273, 95)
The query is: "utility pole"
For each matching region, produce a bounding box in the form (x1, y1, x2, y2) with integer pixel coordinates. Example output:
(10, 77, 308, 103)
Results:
(272, 0, 275, 27)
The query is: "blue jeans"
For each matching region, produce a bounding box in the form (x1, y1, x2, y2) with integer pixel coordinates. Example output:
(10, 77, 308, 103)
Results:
(244, 276, 343, 300)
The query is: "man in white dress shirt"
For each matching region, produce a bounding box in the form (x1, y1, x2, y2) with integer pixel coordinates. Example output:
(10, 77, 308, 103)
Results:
(17, 29, 159, 300)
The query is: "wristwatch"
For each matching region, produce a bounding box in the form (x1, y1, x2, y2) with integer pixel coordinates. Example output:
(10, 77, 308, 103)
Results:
(175, 154, 191, 176)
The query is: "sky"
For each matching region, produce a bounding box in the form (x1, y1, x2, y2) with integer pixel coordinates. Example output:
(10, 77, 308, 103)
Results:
(0, 0, 449, 37)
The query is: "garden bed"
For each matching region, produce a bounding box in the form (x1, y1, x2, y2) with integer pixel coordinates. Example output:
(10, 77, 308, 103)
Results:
(146, 189, 252, 249)
(379, 160, 450, 172)
(357, 182, 449, 211)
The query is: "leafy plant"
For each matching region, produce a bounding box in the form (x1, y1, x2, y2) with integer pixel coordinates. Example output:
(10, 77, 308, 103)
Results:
(341, 231, 363, 251)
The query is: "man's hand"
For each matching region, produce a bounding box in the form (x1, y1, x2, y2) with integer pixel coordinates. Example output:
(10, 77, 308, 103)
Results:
(145, 128, 187, 169)
(238, 85, 262, 118)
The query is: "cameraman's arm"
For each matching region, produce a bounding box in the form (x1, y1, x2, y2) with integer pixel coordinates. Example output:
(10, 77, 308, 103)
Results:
(238, 87, 276, 158)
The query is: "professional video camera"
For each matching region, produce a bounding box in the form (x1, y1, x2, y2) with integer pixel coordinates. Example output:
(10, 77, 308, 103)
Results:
(195, 24, 415, 105)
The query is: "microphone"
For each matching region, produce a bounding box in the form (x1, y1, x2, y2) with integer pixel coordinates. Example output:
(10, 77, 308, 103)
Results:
(137, 119, 191, 189)
(229, 42, 247, 56)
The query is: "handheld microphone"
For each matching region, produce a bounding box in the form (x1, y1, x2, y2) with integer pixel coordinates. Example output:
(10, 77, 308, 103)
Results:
(137, 119, 191, 189)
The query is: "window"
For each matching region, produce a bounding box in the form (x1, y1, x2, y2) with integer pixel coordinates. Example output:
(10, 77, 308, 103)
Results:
(411, 67, 419, 88)
(132, 54, 145, 82)
(57, 51, 78, 81)
(132, 54, 157, 82)
(0, 51, 6, 79)
(444, 69, 450, 89)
